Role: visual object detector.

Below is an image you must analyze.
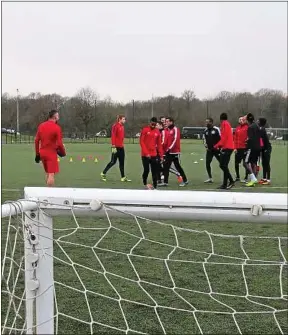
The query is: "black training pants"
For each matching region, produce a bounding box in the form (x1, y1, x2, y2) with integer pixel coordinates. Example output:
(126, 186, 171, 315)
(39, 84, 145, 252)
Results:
(235, 148, 249, 179)
(163, 153, 187, 184)
(219, 149, 234, 187)
(142, 156, 159, 188)
(262, 148, 272, 180)
(206, 149, 220, 179)
(103, 147, 125, 178)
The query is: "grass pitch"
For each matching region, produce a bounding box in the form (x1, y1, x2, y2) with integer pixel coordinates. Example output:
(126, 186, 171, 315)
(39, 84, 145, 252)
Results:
(1, 141, 288, 334)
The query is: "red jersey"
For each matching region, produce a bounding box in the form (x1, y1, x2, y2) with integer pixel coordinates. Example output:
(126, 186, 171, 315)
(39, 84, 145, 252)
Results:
(234, 124, 248, 149)
(140, 126, 163, 158)
(165, 126, 181, 154)
(214, 120, 234, 150)
(35, 120, 66, 156)
(111, 122, 124, 148)
(161, 128, 169, 152)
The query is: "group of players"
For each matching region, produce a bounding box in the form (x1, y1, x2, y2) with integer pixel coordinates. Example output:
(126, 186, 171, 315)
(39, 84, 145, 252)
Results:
(100, 112, 272, 190)
(35, 110, 271, 190)
(101, 115, 188, 189)
(202, 112, 272, 189)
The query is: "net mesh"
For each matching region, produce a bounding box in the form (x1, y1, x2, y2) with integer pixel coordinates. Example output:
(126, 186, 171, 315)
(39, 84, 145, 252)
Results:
(1, 200, 288, 335)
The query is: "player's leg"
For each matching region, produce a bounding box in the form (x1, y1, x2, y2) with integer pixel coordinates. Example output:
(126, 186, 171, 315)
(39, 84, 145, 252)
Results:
(118, 148, 131, 182)
(245, 150, 258, 187)
(156, 155, 162, 183)
(169, 162, 182, 183)
(205, 150, 214, 182)
(239, 149, 249, 182)
(161, 154, 173, 186)
(142, 157, 151, 188)
(260, 149, 267, 182)
(44, 156, 59, 187)
(172, 155, 188, 186)
(150, 157, 159, 189)
(101, 149, 118, 180)
(46, 173, 55, 187)
(234, 150, 241, 181)
(262, 148, 272, 185)
(218, 150, 234, 189)
(169, 162, 181, 176)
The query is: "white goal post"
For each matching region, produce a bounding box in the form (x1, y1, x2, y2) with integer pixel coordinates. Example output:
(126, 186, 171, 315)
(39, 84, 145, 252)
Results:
(2, 187, 288, 223)
(1, 187, 288, 335)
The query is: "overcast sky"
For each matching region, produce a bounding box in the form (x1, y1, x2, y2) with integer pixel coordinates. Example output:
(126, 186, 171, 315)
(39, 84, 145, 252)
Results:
(2, 2, 287, 102)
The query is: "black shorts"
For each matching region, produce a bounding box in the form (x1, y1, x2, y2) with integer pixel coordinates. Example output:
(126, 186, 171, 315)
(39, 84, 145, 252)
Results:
(245, 149, 260, 165)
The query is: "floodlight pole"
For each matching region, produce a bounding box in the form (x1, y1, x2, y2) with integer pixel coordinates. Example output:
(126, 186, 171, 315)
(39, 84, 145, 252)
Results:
(16, 89, 20, 133)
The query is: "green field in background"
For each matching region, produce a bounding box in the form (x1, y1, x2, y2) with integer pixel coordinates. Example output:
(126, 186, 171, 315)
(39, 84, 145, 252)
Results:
(1, 142, 287, 334)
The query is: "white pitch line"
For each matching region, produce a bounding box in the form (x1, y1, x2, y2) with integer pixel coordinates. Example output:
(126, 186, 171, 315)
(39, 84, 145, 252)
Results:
(2, 189, 22, 192)
(1, 186, 287, 193)
(201, 186, 288, 191)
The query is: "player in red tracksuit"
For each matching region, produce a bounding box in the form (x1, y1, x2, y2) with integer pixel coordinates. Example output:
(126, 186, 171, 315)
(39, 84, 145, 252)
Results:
(35, 110, 66, 187)
(140, 117, 163, 189)
(101, 115, 131, 182)
(233, 117, 249, 182)
(214, 113, 235, 189)
(160, 117, 188, 187)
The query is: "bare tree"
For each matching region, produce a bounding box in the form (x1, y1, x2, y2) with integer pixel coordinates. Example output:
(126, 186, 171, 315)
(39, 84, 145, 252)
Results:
(181, 89, 196, 111)
(75, 87, 99, 137)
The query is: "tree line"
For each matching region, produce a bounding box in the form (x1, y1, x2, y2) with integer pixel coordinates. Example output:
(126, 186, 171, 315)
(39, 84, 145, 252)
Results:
(1, 88, 287, 137)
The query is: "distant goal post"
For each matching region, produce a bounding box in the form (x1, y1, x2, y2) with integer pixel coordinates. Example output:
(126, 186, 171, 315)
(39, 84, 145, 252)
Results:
(1, 187, 287, 335)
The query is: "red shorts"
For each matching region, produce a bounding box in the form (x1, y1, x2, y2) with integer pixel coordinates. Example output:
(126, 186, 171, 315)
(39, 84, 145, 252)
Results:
(40, 151, 59, 174)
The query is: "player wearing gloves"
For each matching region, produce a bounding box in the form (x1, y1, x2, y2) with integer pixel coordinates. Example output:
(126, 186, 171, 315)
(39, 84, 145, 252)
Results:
(34, 110, 66, 187)
(140, 117, 163, 190)
(160, 117, 188, 187)
(101, 115, 131, 182)
(203, 117, 221, 183)
(214, 113, 235, 190)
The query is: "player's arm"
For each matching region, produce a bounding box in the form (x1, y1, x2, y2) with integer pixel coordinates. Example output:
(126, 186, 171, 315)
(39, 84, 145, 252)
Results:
(161, 129, 165, 145)
(111, 124, 117, 147)
(261, 128, 270, 151)
(167, 127, 178, 152)
(203, 130, 207, 148)
(246, 126, 253, 149)
(56, 126, 66, 157)
(34, 127, 41, 163)
(157, 132, 164, 159)
(140, 128, 149, 157)
(214, 123, 226, 149)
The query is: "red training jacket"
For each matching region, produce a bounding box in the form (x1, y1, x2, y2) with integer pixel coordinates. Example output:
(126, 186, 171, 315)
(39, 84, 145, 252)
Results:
(35, 120, 66, 156)
(234, 124, 248, 149)
(214, 120, 234, 150)
(111, 122, 125, 148)
(165, 126, 181, 154)
(140, 126, 163, 158)
(161, 128, 169, 152)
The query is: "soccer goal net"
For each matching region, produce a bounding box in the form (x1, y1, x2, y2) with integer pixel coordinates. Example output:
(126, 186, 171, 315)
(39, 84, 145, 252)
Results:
(2, 187, 288, 335)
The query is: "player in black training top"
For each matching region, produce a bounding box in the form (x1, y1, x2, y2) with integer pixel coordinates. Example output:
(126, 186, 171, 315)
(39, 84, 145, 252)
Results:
(244, 113, 262, 187)
(202, 117, 221, 183)
(258, 117, 272, 185)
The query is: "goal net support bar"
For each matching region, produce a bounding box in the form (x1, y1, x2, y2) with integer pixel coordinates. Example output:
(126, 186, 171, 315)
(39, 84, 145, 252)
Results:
(1, 187, 287, 335)
(2, 187, 287, 224)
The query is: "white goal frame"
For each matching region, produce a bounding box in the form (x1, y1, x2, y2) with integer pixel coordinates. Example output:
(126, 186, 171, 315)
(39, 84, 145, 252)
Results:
(1, 187, 288, 335)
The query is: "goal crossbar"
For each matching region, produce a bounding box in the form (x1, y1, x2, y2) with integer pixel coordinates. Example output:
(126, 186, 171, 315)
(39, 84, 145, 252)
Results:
(2, 187, 288, 223)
